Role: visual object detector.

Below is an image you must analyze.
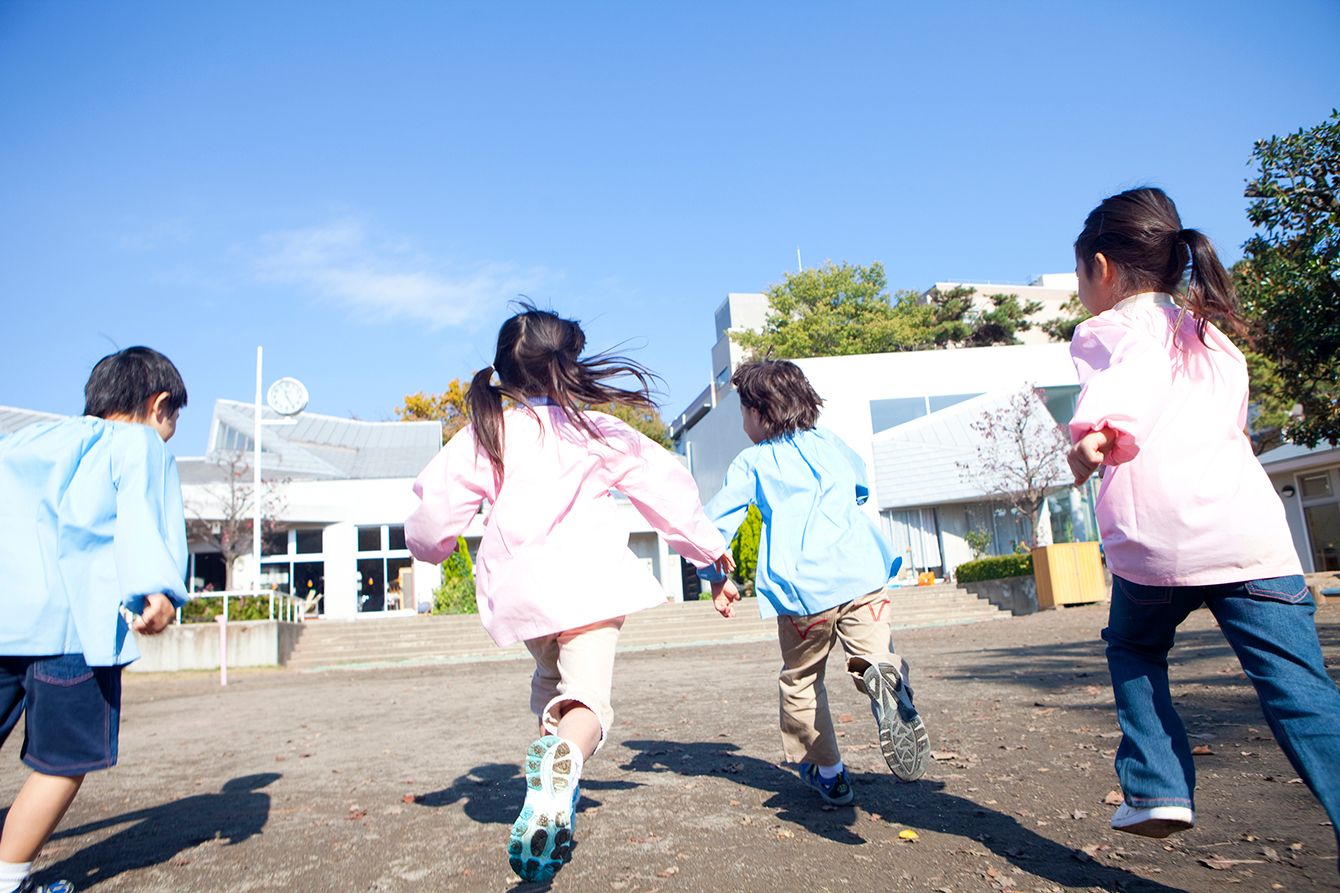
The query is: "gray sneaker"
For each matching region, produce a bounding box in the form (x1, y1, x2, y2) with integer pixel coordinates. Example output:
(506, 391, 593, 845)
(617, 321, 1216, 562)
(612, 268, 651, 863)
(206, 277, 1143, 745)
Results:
(863, 661, 930, 781)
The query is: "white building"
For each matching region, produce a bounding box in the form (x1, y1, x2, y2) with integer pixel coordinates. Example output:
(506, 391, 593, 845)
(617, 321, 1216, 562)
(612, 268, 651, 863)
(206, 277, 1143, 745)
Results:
(671, 286, 1097, 580)
(1258, 441, 1340, 574)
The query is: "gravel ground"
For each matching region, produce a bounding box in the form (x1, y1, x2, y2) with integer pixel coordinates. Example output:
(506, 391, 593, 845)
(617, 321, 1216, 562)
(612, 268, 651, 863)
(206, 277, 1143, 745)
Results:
(5, 601, 1339, 892)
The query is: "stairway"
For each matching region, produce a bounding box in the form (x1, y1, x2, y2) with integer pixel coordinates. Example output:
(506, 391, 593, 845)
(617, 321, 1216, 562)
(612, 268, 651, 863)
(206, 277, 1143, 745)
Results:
(284, 583, 1007, 672)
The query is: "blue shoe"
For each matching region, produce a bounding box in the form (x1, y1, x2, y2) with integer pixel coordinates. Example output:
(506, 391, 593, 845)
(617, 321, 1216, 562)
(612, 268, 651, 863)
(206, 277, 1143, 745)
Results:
(508, 735, 580, 882)
(799, 762, 854, 805)
(863, 661, 930, 781)
(19, 880, 74, 893)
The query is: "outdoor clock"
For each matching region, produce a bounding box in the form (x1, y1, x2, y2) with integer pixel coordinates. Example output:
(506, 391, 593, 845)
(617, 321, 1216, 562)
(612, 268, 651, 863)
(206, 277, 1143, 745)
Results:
(266, 377, 310, 416)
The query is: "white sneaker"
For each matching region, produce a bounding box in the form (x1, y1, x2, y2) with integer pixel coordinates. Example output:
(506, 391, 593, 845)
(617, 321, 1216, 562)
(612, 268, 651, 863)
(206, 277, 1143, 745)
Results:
(1111, 801, 1195, 838)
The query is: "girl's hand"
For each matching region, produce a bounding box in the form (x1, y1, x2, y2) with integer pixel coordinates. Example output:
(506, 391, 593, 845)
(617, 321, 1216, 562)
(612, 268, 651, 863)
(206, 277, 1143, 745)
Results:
(712, 553, 735, 576)
(712, 578, 741, 619)
(1069, 428, 1114, 486)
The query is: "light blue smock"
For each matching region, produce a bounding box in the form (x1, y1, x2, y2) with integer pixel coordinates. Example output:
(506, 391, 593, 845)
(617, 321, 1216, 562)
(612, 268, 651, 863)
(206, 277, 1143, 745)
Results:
(0, 418, 188, 666)
(700, 427, 901, 618)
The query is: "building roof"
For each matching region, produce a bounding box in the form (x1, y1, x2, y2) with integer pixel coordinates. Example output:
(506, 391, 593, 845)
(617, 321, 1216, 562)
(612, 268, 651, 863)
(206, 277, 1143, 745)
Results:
(199, 400, 443, 482)
(0, 405, 65, 436)
(1257, 439, 1340, 473)
(871, 389, 1069, 511)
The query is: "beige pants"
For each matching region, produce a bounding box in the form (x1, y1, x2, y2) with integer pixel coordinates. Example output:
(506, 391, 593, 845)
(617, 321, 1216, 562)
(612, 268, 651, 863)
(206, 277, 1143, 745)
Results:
(525, 617, 624, 753)
(776, 588, 906, 766)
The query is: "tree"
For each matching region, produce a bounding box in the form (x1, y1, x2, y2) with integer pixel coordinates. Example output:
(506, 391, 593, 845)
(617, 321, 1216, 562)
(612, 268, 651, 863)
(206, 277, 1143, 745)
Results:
(957, 386, 1070, 548)
(732, 262, 1044, 360)
(398, 379, 471, 438)
(184, 451, 286, 590)
(434, 539, 477, 614)
(397, 379, 672, 447)
(1042, 293, 1090, 342)
(729, 505, 762, 596)
(1237, 109, 1340, 448)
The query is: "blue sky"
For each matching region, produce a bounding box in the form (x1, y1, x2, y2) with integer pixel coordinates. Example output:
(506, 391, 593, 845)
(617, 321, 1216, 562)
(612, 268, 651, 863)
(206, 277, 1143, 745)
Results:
(2, 1, 1337, 455)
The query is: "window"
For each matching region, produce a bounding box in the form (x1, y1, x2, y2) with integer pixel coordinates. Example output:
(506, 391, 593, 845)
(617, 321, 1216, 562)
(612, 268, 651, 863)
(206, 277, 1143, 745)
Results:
(1301, 473, 1333, 500)
(295, 528, 323, 554)
(387, 525, 407, 551)
(357, 526, 382, 552)
(355, 524, 413, 613)
(262, 529, 288, 557)
(714, 367, 730, 390)
(928, 393, 980, 413)
(869, 397, 928, 434)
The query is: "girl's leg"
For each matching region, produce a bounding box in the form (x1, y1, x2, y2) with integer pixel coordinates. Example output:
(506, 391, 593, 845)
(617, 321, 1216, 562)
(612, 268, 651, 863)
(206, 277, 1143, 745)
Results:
(1207, 577, 1340, 849)
(776, 609, 842, 767)
(546, 618, 625, 760)
(1102, 577, 1204, 810)
(0, 770, 84, 862)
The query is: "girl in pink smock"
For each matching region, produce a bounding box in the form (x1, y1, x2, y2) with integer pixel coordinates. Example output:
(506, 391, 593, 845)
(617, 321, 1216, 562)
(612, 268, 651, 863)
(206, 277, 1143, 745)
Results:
(405, 307, 731, 883)
(1068, 187, 1340, 858)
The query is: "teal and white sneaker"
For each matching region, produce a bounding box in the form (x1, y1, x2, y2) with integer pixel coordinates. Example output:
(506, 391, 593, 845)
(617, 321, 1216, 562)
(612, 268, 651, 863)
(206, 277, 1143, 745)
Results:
(799, 762, 855, 805)
(863, 661, 930, 781)
(508, 735, 581, 882)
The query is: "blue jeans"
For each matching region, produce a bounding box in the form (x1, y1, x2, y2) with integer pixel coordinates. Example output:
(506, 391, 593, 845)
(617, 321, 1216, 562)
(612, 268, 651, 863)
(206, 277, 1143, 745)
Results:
(1104, 574, 1340, 849)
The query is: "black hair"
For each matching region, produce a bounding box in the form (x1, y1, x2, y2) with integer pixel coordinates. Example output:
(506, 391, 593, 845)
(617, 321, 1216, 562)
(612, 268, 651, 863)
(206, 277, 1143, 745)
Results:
(83, 346, 188, 419)
(467, 305, 660, 478)
(1074, 187, 1242, 343)
(731, 359, 823, 440)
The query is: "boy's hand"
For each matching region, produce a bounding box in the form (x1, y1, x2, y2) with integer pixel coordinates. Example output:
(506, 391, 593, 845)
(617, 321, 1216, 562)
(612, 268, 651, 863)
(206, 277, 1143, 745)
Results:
(712, 578, 741, 618)
(133, 594, 176, 635)
(1069, 428, 1114, 486)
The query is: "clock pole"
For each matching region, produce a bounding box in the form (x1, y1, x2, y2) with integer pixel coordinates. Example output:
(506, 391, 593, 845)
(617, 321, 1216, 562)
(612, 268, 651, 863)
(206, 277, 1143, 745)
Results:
(253, 346, 263, 616)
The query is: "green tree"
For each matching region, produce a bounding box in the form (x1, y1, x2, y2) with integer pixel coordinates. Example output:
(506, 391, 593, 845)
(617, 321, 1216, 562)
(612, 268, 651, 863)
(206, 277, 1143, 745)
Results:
(729, 505, 762, 596)
(733, 262, 1042, 359)
(1237, 109, 1340, 448)
(434, 539, 477, 614)
(1042, 293, 1090, 342)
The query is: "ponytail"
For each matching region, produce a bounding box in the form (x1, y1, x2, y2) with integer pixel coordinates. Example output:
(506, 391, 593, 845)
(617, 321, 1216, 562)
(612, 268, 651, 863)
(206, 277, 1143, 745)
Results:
(1179, 228, 1244, 342)
(466, 365, 507, 479)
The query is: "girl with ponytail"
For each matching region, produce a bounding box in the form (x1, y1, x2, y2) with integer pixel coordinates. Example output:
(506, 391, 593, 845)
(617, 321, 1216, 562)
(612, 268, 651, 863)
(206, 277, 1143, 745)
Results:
(1067, 188, 1340, 859)
(406, 306, 733, 883)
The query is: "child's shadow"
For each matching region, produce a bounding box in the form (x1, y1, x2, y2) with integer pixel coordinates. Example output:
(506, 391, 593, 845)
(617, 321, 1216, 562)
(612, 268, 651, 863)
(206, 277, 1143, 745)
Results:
(620, 739, 865, 845)
(412, 762, 641, 825)
(621, 740, 1184, 893)
(37, 772, 278, 889)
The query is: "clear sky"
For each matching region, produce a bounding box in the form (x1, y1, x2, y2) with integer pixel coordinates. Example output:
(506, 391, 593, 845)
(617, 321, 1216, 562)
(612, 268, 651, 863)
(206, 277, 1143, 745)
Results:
(2, 1, 1337, 455)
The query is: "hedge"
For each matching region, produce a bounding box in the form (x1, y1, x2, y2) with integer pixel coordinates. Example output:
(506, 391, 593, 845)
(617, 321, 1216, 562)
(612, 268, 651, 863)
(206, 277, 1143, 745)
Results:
(955, 553, 1034, 583)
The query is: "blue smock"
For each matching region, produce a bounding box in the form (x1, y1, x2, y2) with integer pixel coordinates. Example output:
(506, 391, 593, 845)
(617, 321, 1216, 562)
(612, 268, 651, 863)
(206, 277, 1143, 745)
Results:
(0, 418, 188, 665)
(700, 427, 901, 618)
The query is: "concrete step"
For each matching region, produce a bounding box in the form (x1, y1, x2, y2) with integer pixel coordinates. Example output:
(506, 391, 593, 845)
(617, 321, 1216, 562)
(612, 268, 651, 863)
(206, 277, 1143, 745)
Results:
(284, 590, 1009, 671)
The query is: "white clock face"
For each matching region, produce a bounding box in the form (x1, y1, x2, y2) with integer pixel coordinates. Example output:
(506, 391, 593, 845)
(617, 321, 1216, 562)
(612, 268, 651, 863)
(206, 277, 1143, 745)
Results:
(266, 377, 309, 416)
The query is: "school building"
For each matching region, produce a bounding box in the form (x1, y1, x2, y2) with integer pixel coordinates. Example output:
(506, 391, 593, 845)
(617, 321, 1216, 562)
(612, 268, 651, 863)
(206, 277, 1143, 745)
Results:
(0, 400, 695, 620)
(1258, 440, 1340, 574)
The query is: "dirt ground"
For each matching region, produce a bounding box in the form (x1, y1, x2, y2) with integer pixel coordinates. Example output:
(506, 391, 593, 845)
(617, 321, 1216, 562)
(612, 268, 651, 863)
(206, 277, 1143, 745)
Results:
(4, 602, 1338, 892)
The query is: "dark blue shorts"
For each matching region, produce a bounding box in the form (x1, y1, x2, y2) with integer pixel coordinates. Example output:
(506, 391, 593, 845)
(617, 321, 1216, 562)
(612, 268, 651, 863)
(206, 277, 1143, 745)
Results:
(0, 653, 122, 776)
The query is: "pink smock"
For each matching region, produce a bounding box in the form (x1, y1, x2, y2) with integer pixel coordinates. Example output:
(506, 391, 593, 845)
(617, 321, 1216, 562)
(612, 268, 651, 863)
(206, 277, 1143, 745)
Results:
(406, 403, 727, 646)
(1069, 292, 1301, 586)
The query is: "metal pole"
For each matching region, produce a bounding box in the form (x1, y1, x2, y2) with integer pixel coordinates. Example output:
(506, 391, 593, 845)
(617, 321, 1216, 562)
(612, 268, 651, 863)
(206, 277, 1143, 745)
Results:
(253, 346, 271, 620)
(218, 598, 228, 686)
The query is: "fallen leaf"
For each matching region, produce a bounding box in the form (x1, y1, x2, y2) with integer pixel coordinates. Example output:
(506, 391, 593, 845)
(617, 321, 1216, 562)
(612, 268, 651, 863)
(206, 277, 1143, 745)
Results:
(931, 750, 961, 761)
(346, 807, 366, 821)
(1103, 790, 1124, 806)
(776, 828, 795, 839)
(402, 794, 415, 804)
(655, 866, 680, 878)
(1191, 744, 1214, 756)
(1072, 809, 1089, 820)
(898, 829, 920, 841)
(837, 713, 854, 723)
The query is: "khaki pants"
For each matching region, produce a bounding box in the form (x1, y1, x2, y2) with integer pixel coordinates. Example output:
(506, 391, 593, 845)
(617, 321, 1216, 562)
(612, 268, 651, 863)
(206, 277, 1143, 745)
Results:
(525, 617, 624, 753)
(776, 588, 907, 766)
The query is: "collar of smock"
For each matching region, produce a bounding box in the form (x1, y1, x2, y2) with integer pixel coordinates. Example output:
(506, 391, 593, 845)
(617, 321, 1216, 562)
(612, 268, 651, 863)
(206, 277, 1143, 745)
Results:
(523, 395, 555, 407)
(1113, 292, 1178, 312)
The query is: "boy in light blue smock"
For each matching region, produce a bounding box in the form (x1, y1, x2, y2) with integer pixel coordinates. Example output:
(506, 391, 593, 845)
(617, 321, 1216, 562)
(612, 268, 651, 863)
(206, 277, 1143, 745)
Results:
(702, 359, 931, 805)
(0, 347, 190, 893)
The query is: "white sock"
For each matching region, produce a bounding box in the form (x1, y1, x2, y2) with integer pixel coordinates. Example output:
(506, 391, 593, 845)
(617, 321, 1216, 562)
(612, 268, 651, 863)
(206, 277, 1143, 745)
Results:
(817, 761, 844, 779)
(0, 860, 32, 893)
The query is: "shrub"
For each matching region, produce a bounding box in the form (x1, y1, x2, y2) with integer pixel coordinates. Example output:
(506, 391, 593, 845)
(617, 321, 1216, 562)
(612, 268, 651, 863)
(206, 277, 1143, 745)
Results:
(964, 528, 991, 559)
(434, 540, 478, 614)
(730, 506, 762, 597)
(955, 553, 1034, 583)
(181, 594, 276, 623)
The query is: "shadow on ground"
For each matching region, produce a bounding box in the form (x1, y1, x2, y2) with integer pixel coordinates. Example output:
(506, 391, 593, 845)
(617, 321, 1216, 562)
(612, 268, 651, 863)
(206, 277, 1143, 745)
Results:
(34, 773, 279, 890)
(412, 761, 640, 824)
(622, 740, 1186, 893)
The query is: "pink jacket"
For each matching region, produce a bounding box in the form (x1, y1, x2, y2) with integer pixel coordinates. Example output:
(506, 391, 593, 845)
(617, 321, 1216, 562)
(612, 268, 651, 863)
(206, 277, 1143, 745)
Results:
(406, 403, 727, 646)
(1069, 292, 1301, 586)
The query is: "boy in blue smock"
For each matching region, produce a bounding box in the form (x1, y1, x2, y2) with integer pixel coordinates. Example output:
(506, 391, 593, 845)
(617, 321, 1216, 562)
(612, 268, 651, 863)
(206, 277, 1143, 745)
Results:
(0, 347, 190, 893)
(702, 359, 930, 805)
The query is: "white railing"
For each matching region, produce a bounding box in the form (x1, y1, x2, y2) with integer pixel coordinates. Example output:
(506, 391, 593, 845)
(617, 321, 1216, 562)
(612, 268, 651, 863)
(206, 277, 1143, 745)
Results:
(177, 589, 312, 625)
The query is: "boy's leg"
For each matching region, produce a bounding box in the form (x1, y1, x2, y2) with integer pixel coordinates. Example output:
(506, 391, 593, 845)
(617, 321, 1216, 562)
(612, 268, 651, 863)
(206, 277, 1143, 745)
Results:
(1103, 577, 1203, 823)
(834, 589, 929, 781)
(776, 607, 842, 767)
(1207, 576, 1340, 852)
(0, 772, 84, 862)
